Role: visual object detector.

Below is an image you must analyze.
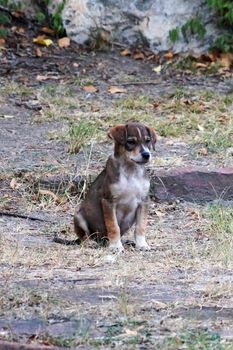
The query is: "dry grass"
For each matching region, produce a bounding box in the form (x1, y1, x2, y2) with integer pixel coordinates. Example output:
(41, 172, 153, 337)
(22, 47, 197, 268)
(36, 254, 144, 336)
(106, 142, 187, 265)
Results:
(0, 200, 233, 347)
(1, 77, 233, 348)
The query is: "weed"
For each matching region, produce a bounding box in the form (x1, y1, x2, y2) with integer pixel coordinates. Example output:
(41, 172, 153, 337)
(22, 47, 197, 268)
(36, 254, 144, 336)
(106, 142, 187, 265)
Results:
(165, 330, 225, 350)
(72, 77, 95, 87)
(35, 11, 47, 25)
(51, 0, 66, 37)
(68, 120, 101, 154)
(115, 95, 152, 110)
(36, 334, 76, 348)
(169, 27, 180, 43)
(208, 0, 233, 52)
(0, 82, 33, 98)
(169, 17, 206, 44)
(181, 17, 206, 42)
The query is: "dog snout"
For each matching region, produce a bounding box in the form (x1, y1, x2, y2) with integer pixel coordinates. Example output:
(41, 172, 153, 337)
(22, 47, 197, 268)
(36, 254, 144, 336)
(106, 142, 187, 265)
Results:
(141, 151, 150, 160)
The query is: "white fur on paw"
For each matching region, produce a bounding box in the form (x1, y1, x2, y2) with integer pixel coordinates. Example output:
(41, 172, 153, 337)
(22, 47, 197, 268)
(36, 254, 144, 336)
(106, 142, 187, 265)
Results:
(109, 240, 124, 253)
(135, 236, 150, 251)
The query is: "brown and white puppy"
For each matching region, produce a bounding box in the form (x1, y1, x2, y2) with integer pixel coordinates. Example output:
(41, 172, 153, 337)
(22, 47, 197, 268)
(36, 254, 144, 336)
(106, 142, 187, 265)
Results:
(73, 122, 156, 252)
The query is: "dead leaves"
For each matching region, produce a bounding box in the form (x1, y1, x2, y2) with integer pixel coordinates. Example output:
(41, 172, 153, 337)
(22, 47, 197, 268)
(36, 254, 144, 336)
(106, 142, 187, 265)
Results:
(10, 178, 20, 190)
(108, 86, 127, 94)
(33, 36, 53, 47)
(0, 38, 6, 47)
(32, 34, 71, 57)
(36, 74, 59, 81)
(58, 37, 70, 48)
(35, 47, 42, 57)
(83, 85, 98, 93)
(198, 147, 208, 156)
(120, 48, 131, 57)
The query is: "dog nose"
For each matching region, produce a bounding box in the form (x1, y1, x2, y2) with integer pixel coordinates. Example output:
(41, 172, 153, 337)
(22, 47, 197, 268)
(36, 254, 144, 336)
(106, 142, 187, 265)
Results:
(141, 151, 150, 160)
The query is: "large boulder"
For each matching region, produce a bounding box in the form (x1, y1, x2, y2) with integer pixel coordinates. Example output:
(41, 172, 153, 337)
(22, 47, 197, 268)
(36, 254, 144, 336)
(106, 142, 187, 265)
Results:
(61, 0, 220, 53)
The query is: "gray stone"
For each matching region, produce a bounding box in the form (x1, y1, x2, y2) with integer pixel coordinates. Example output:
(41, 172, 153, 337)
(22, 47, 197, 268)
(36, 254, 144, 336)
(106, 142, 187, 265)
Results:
(152, 168, 233, 202)
(60, 0, 221, 53)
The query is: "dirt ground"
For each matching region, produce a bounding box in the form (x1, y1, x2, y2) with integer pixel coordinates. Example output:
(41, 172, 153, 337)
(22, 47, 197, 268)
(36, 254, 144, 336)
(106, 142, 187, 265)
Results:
(0, 37, 233, 349)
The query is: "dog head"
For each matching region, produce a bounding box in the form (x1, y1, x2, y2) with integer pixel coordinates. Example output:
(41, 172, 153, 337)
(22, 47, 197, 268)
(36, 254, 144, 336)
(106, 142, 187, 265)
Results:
(108, 122, 157, 164)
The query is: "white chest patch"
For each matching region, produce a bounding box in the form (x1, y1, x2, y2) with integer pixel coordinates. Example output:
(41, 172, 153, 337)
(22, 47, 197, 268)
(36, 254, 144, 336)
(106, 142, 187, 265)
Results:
(111, 167, 150, 206)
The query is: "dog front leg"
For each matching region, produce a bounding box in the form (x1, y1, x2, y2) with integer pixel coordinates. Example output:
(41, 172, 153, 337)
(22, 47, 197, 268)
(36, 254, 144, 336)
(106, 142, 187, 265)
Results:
(134, 202, 150, 250)
(102, 198, 124, 252)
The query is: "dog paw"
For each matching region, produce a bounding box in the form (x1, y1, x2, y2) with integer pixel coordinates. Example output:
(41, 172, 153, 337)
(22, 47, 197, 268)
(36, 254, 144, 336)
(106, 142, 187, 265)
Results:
(135, 236, 150, 251)
(109, 240, 124, 253)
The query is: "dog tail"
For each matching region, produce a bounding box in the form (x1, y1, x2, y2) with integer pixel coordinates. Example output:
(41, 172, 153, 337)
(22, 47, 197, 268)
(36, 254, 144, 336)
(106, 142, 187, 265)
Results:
(53, 234, 81, 246)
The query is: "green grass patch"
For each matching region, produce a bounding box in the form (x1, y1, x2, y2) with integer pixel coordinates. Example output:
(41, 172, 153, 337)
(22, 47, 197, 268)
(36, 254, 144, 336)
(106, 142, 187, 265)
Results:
(68, 119, 103, 153)
(164, 330, 226, 350)
(115, 95, 152, 110)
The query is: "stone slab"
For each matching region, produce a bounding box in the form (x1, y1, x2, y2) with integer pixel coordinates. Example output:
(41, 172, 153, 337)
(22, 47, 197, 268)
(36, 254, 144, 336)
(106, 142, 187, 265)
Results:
(151, 167, 233, 202)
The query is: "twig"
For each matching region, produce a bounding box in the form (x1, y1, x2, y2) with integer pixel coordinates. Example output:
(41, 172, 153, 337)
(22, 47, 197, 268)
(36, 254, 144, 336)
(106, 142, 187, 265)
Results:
(53, 234, 81, 245)
(0, 211, 54, 223)
(118, 80, 161, 86)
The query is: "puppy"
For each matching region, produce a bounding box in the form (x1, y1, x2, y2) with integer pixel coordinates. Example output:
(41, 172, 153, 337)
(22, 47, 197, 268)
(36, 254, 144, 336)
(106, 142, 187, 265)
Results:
(73, 122, 156, 252)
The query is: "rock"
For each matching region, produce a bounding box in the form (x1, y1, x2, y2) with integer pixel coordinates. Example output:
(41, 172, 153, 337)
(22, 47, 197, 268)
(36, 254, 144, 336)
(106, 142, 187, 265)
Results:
(0, 340, 60, 350)
(151, 168, 233, 202)
(61, 0, 221, 53)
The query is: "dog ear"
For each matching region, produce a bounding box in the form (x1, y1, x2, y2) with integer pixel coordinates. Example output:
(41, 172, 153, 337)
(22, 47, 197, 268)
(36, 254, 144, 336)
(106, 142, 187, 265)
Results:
(108, 124, 127, 145)
(147, 127, 157, 150)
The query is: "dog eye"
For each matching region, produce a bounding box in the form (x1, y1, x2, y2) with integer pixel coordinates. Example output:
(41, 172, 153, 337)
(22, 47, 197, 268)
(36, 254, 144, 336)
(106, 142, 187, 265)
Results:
(127, 139, 136, 144)
(145, 138, 151, 143)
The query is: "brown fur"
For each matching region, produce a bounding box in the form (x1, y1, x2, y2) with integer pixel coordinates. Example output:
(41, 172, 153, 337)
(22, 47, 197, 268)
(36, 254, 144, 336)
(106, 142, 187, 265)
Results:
(55, 122, 156, 251)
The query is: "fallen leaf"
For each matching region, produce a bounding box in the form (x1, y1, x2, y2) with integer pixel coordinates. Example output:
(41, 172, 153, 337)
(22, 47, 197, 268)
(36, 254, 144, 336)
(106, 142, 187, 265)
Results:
(198, 147, 208, 156)
(33, 36, 53, 47)
(152, 65, 162, 73)
(91, 105, 100, 112)
(35, 47, 42, 57)
(196, 102, 207, 112)
(108, 86, 127, 94)
(152, 102, 160, 109)
(123, 328, 138, 337)
(36, 74, 59, 81)
(12, 10, 24, 18)
(40, 27, 55, 36)
(218, 115, 229, 124)
(133, 52, 145, 60)
(38, 189, 60, 203)
(10, 178, 20, 190)
(83, 85, 98, 93)
(195, 62, 208, 68)
(58, 37, 70, 48)
(164, 51, 174, 60)
(0, 38, 5, 46)
(120, 48, 131, 56)
(15, 27, 25, 34)
(217, 53, 233, 69)
(180, 98, 193, 105)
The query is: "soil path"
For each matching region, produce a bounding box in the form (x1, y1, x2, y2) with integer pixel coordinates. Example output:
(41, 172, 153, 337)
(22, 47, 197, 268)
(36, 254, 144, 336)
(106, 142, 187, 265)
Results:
(0, 47, 233, 349)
